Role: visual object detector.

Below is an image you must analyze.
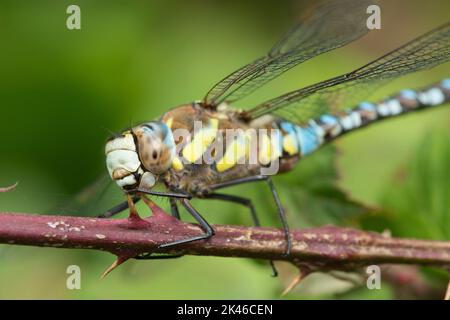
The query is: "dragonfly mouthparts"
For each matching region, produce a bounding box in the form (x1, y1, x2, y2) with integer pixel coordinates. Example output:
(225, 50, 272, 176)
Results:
(105, 132, 142, 189)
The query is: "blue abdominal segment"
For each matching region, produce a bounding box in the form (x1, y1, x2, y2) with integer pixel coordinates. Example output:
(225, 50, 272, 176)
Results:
(441, 78, 450, 89)
(274, 79, 449, 162)
(296, 123, 323, 156)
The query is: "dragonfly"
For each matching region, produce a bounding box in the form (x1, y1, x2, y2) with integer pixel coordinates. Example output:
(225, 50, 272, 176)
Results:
(101, 0, 450, 261)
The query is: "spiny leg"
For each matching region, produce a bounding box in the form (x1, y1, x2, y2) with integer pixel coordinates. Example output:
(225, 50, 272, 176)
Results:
(204, 193, 260, 226)
(97, 188, 187, 219)
(98, 189, 189, 219)
(136, 197, 212, 259)
(204, 192, 278, 277)
(265, 178, 291, 256)
(97, 196, 141, 218)
(135, 253, 184, 260)
(158, 198, 214, 249)
(133, 196, 184, 260)
(169, 197, 181, 219)
(210, 175, 292, 256)
(126, 188, 191, 199)
(136, 196, 184, 259)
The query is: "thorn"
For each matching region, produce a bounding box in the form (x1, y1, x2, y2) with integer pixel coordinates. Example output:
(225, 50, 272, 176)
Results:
(328, 270, 362, 286)
(141, 194, 180, 223)
(0, 182, 18, 193)
(281, 270, 306, 296)
(101, 256, 128, 279)
(381, 229, 392, 238)
(445, 280, 450, 300)
(141, 195, 165, 216)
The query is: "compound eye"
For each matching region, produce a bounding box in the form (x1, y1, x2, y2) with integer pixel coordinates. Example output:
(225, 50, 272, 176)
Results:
(135, 122, 175, 174)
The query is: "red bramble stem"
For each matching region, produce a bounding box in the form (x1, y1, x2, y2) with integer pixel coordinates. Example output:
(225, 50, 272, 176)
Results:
(1, 183, 450, 296)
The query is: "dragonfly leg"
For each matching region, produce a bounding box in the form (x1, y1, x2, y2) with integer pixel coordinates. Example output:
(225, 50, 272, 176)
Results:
(169, 197, 181, 219)
(126, 188, 192, 199)
(97, 196, 141, 218)
(130, 196, 184, 260)
(157, 198, 214, 249)
(210, 175, 270, 190)
(132, 198, 185, 260)
(203, 192, 278, 277)
(210, 175, 292, 257)
(134, 252, 184, 260)
(97, 189, 186, 219)
(204, 193, 261, 228)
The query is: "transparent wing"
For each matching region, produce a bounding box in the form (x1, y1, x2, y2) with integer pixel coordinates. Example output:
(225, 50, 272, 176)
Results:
(246, 22, 450, 122)
(47, 174, 124, 217)
(203, 0, 375, 106)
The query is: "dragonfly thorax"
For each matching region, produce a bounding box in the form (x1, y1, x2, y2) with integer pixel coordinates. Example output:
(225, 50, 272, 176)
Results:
(105, 121, 175, 190)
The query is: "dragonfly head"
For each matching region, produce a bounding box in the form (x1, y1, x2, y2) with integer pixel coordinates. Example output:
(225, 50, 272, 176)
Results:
(105, 121, 175, 191)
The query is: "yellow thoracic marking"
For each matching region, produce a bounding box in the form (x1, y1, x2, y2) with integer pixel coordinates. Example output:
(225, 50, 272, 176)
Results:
(256, 132, 282, 165)
(258, 134, 272, 165)
(271, 132, 282, 160)
(283, 134, 298, 155)
(171, 156, 184, 171)
(216, 134, 249, 172)
(164, 117, 174, 129)
(182, 118, 219, 163)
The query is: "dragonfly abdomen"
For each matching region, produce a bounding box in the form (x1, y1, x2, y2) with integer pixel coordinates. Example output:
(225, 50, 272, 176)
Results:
(278, 79, 450, 158)
(162, 79, 449, 194)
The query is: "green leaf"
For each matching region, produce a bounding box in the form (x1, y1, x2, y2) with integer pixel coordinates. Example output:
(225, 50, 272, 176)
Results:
(361, 130, 450, 240)
(261, 145, 372, 228)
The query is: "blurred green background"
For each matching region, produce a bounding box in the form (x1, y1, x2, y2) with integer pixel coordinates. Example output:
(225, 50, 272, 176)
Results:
(0, 0, 449, 299)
